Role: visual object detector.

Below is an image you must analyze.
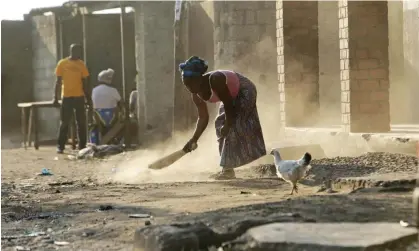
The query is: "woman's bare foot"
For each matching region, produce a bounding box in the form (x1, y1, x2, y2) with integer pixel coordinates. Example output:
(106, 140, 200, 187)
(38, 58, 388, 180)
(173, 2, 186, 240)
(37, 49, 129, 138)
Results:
(210, 168, 236, 180)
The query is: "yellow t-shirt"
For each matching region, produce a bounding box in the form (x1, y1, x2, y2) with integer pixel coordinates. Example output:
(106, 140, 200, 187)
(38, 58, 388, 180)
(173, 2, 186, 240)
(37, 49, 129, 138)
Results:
(55, 58, 89, 98)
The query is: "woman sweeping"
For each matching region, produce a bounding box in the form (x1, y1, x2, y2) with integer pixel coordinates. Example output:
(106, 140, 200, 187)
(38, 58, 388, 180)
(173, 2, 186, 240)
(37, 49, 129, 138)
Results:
(181, 56, 266, 180)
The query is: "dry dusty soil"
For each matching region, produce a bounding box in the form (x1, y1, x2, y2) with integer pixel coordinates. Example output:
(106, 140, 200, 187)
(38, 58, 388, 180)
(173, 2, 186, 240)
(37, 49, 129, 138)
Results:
(1, 146, 418, 251)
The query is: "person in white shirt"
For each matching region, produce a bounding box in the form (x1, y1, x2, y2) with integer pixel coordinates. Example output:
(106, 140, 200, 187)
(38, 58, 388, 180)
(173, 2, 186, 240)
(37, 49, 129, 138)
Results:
(90, 68, 122, 144)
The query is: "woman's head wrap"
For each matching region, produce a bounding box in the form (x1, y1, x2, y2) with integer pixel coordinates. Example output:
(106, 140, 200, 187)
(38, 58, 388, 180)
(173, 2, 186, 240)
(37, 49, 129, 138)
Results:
(179, 56, 208, 77)
(98, 68, 115, 84)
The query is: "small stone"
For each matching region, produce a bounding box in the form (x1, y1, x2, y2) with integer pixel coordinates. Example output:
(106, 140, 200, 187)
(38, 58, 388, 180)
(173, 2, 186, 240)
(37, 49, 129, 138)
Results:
(99, 205, 114, 211)
(145, 220, 151, 226)
(134, 222, 219, 251)
(82, 229, 96, 237)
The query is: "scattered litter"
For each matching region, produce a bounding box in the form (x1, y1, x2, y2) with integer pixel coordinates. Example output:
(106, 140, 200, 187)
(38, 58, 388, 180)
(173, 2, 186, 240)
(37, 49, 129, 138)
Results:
(66, 155, 77, 160)
(240, 191, 251, 194)
(48, 181, 74, 187)
(98, 205, 114, 211)
(25, 232, 46, 237)
(15, 246, 30, 251)
(39, 168, 52, 176)
(129, 214, 151, 219)
(53, 157, 59, 161)
(400, 220, 417, 228)
(54, 241, 70, 246)
(145, 220, 151, 226)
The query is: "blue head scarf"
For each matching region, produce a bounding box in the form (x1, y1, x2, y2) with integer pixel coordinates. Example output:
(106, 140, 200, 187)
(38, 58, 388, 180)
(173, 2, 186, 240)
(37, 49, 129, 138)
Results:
(179, 56, 208, 77)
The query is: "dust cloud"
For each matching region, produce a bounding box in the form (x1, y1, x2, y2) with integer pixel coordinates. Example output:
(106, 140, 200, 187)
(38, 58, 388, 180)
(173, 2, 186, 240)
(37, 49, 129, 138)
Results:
(111, 27, 352, 184)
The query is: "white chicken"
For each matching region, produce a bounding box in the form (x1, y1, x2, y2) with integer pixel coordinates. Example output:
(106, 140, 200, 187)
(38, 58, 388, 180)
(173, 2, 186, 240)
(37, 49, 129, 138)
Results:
(270, 149, 312, 195)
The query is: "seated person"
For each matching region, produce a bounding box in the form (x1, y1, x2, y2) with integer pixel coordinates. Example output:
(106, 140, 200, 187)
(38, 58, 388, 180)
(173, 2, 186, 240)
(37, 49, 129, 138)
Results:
(90, 68, 122, 144)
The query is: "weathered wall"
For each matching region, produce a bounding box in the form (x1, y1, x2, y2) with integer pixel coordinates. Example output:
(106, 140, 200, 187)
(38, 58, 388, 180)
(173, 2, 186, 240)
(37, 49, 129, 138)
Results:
(318, 1, 340, 126)
(403, 0, 419, 123)
(84, 14, 136, 98)
(29, 13, 136, 141)
(388, 1, 408, 124)
(277, 1, 319, 128)
(213, 1, 276, 82)
(134, 1, 175, 140)
(1, 20, 33, 131)
(212, 1, 279, 137)
(31, 15, 60, 140)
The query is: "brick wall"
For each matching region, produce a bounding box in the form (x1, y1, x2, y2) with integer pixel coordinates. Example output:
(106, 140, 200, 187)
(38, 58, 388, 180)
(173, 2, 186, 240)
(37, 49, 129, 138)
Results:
(133, 1, 175, 140)
(276, 1, 319, 128)
(31, 15, 61, 140)
(339, 0, 390, 133)
(1, 20, 33, 131)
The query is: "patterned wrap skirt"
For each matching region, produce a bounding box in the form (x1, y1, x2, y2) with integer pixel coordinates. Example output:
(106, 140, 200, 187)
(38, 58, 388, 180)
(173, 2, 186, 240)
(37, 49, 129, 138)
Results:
(215, 73, 267, 168)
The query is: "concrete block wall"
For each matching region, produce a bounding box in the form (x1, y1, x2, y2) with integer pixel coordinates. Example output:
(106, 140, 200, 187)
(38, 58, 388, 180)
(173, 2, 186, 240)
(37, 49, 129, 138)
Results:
(213, 1, 276, 82)
(84, 14, 136, 99)
(276, 1, 319, 128)
(31, 15, 61, 140)
(213, 1, 280, 139)
(1, 20, 33, 131)
(133, 1, 175, 140)
(318, 2, 341, 126)
(339, 0, 390, 133)
(403, 0, 419, 123)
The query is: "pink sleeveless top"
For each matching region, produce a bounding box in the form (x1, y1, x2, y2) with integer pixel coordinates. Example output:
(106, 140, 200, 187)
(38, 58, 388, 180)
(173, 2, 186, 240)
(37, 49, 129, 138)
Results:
(207, 70, 240, 103)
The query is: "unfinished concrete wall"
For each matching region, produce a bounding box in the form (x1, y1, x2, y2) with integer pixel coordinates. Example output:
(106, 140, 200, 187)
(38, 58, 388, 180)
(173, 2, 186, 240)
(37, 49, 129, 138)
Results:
(1, 20, 33, 131)
(213, 1, 279, 138)
(60, 14, 136, 100)
(213, 1, 276, 82)
(84, 14, 136, 99)
(31, 15, 60, 140)
(318, 1, 340, 126)
(276, 1, 319, 128)
(403, 0, 419, 123)
(339, 0, 390, 133)
(388, 1, 408, 124)
(134, 1, 175, 140)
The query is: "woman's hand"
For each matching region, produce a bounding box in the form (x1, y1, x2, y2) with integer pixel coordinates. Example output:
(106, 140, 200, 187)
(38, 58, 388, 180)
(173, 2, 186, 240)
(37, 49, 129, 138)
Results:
(183, 139, 198, 153)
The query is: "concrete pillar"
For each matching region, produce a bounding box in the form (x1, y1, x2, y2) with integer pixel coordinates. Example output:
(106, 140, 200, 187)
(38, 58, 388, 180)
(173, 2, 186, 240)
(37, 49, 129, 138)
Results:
(277, 1, 319, 127)
(339, 0, 390, 133)
(133, 2, 175, 140)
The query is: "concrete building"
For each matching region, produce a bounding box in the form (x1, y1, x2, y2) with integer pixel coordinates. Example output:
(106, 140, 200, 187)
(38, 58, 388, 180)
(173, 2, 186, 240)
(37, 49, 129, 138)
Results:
(2, 0, 419, 144)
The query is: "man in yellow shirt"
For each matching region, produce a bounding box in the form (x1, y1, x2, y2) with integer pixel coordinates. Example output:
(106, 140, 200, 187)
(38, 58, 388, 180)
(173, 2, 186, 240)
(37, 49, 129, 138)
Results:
(53, 44, 92, 153)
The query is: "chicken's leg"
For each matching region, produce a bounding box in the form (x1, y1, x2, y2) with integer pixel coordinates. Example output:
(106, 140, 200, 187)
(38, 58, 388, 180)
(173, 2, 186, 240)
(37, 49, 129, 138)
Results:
(290, 183, 298, 195)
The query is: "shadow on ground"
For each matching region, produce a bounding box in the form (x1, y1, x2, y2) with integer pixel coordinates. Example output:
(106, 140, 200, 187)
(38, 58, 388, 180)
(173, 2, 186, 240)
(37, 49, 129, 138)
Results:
(173, 193, 412, 233)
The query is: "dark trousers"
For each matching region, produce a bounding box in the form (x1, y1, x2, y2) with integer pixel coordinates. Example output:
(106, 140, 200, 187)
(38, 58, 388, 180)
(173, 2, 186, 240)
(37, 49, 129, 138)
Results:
(57, 96, 86, 150)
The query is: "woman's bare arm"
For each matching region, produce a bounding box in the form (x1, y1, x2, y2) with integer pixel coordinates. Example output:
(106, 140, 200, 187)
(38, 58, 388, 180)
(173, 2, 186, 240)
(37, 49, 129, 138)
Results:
(209, 72, 235, 127)
(191, 93, 209, 141)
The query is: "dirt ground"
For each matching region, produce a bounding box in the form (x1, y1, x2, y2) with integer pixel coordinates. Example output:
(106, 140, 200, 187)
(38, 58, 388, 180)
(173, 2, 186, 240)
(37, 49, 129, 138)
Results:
(1, 146, 417, 251)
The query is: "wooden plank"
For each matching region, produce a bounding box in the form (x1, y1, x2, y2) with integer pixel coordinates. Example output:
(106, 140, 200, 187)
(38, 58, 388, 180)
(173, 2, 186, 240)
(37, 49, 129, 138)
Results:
(17, 100, 62, 108)
(100, 122, 125, 145)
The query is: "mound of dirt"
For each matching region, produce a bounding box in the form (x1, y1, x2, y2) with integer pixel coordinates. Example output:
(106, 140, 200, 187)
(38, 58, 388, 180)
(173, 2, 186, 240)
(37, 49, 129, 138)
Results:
(251, 152, 418, 183)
